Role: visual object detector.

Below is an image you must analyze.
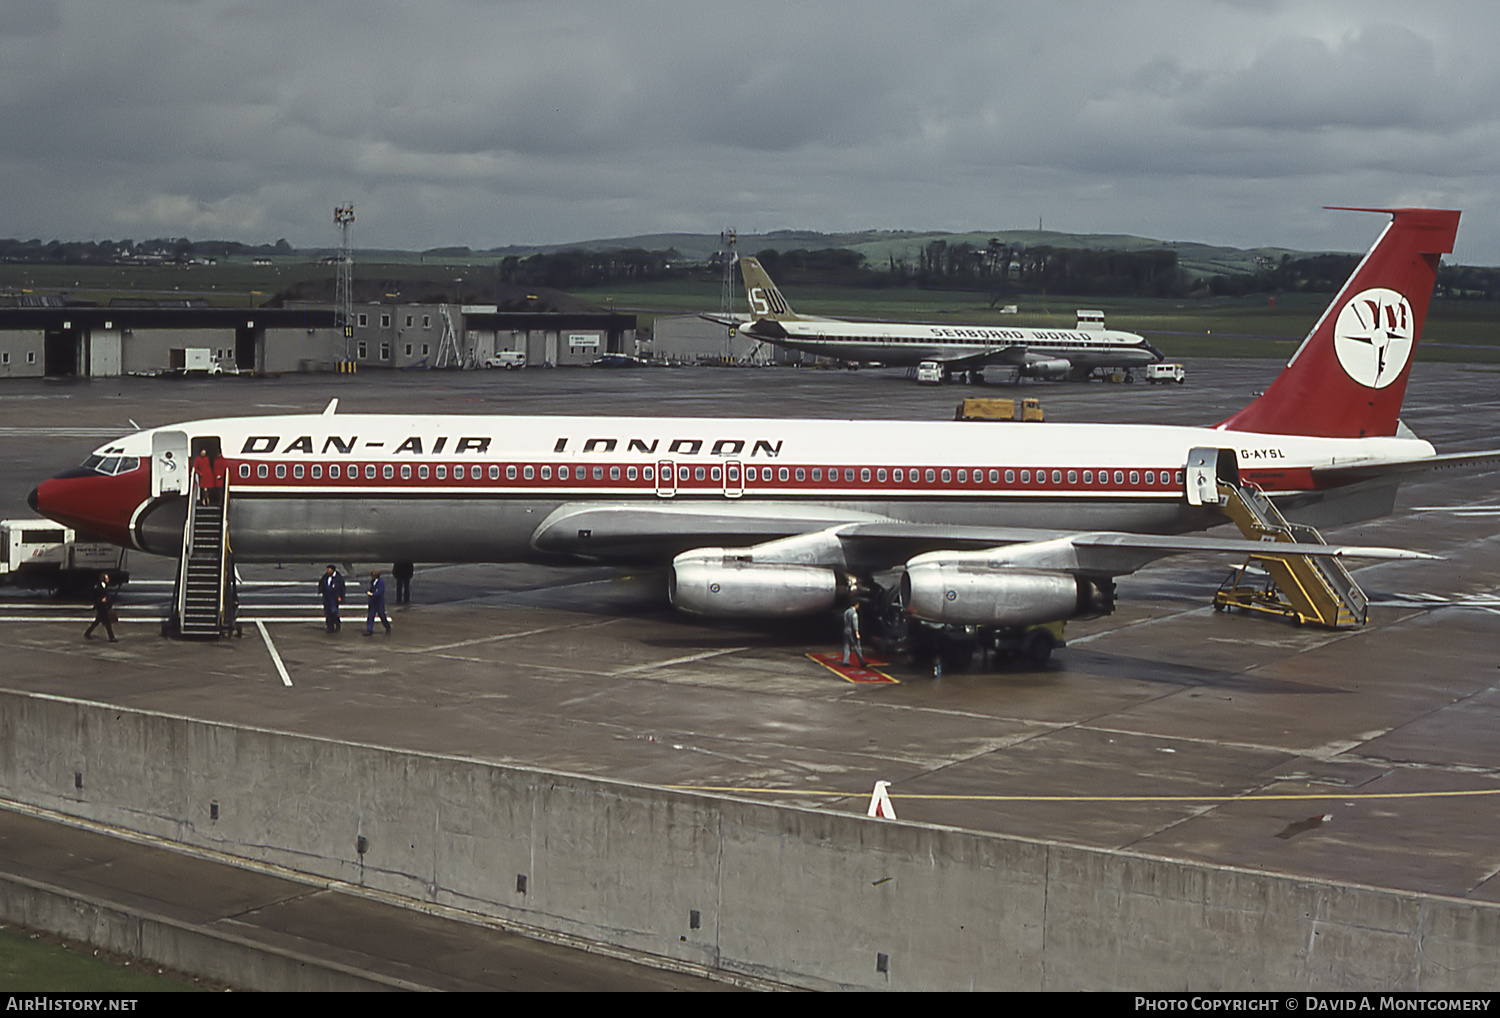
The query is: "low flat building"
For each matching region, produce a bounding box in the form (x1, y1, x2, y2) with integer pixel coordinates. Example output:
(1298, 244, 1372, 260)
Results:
(0, 299, 638, 377)
(0, 305, 340, 377)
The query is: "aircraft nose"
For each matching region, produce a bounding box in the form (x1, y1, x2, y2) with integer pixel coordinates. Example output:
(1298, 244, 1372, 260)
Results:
(27, 486, 38, 512)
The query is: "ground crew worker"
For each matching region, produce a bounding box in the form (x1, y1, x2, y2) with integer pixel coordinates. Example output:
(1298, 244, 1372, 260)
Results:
(841, 602, 866, 668)
(84, 572, 119, 642)
(319, 565, 345, 632)
(392, 561, 414, 604)
(365, 569, 391, 635)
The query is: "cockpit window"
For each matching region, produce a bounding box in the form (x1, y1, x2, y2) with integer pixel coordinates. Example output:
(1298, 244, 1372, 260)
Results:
(82, 455, 139, 476)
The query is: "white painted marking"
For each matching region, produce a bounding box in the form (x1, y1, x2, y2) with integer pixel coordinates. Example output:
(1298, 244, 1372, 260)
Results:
(0, 427, 129, 437)
(255, 620, 293, 687)
(0, 616, 95, 623)
(610, 647, 749, 676)
(1064, 604, 1215, 645)
(396, 624, 581, 654)
(0, 615, 323, 623)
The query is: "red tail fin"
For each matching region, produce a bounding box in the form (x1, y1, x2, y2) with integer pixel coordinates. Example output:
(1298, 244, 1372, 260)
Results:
(1217, 207, 1459, 438)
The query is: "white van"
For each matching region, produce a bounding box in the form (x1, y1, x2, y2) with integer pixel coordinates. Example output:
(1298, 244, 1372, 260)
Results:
(1145, 362, 1186, 385)
(915, 361, 945, 385)
(483, 351, 527, 370)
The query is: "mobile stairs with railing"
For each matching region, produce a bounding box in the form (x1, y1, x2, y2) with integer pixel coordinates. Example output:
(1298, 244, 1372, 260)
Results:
(1211, 480, 1367, 629)
(164, 477, 240, 639)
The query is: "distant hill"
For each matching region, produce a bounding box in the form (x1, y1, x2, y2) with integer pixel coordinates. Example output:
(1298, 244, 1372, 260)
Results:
(484, 229, 1319, 281)
(0, 228, 1343, 282)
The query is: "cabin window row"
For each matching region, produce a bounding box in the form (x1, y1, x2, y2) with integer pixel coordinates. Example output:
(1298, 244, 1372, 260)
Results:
(239, 462, 662, 482)
(235, 462, 1188, 487)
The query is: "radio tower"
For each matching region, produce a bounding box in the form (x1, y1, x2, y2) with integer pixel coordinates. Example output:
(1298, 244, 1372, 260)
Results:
(719, 227, 745, 362)
(334, 203, 355, 359)
(718, 227, 737, 323)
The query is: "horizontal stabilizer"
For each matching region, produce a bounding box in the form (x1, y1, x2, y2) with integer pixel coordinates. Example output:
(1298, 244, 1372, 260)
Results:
(1312, 448, 1500, 485)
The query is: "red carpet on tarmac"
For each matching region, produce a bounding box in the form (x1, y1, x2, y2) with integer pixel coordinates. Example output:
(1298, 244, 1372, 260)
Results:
(806, 652, 899, 684)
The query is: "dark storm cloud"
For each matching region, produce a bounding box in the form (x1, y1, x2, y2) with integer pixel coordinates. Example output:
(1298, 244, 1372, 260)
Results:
(1, 1, 1498, 261)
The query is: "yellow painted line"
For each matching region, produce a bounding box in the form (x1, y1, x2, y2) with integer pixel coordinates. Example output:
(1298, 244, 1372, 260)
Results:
(665, 786, 1500, 803)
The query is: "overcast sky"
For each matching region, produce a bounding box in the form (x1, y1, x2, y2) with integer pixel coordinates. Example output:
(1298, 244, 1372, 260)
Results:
(4, 1, 1498, 262)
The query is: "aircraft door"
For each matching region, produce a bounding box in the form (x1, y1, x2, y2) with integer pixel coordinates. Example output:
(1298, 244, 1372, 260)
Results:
(656, 459, 676, 498)
(724, 460, 744, 498)
(151, 430, 190, 497)
(1184, 447, 1239, 506)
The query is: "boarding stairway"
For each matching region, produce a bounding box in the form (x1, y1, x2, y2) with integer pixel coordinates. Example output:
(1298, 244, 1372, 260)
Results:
(1211, 480, 1367, 629)
(168, 477, 236, 639)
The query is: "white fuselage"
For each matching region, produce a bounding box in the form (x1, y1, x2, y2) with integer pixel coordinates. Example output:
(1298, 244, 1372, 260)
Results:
(751, 319, 1160, 369)
(89, 413, 1433, 564)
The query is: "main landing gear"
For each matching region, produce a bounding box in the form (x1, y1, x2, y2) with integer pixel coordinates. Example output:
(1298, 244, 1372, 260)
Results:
(864, 583, 1060, 673)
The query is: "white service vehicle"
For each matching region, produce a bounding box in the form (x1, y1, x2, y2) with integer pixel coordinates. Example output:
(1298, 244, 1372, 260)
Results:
(0, 519, 128, 594)
(1146, 363, 1186, 384)
(168, 348, 227, 375)
(915, 361, 944, 385)
(483, 351, 527, 370)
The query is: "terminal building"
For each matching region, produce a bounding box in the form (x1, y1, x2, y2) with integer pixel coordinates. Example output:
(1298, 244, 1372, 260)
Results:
(0, 284, 637, 378)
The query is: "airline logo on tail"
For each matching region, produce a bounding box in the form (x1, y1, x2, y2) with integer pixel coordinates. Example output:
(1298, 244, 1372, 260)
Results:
(1333, 288, 1413, 389)
(1217, 207, 1459, 439)
(740, 257, 800, 322)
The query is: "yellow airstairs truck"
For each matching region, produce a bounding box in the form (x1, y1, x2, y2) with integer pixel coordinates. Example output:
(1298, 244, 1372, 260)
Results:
(1184, 449, 1368, 629)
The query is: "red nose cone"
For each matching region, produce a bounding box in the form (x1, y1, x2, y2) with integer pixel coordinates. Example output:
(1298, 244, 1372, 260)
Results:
(32, 467, 149, 548)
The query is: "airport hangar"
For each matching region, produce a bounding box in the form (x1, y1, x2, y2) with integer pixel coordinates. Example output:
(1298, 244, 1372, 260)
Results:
(0, 297, 637, 377)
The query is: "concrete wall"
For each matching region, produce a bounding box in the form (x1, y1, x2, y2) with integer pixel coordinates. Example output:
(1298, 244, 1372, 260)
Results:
(122, 328, 232, 375)
(263, 327, 345, 374)
(0, 330, 43, 377)
(0, 868, 394, 991)
(1, 687, 1496, 991)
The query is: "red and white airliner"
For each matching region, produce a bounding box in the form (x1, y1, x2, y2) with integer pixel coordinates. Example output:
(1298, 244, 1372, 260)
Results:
(27, 208, 1498, 646)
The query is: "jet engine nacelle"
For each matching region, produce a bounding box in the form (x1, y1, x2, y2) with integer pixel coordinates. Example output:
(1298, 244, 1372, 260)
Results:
(670, 551, 840, 617)
(901, 562, 1115, 627)
(1021, 358, 1071, 380)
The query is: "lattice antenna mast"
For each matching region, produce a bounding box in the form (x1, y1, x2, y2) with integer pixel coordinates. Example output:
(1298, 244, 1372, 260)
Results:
(334, 204, 355, 358)
(719, 227, 737, 323)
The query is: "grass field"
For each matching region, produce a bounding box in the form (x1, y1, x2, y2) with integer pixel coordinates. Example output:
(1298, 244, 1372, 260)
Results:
(0, 923, 210, 992)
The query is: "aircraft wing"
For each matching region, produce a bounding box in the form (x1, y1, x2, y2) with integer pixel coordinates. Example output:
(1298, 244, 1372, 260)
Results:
(530, 501, 1430, 573)
(927, 345, 1056, 371)
(530, 501, 894, 563)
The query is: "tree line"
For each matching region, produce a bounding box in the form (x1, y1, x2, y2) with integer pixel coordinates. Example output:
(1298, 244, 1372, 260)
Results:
(0, 237, 294, 265)
(8, 233, 1500, 300)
